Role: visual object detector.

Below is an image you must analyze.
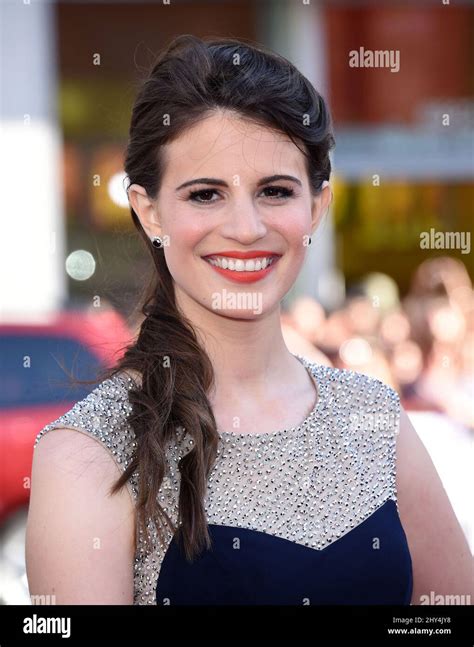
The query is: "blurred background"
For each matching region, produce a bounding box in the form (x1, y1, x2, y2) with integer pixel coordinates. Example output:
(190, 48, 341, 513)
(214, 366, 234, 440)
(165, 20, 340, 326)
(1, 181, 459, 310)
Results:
(1, 0, 472, 604)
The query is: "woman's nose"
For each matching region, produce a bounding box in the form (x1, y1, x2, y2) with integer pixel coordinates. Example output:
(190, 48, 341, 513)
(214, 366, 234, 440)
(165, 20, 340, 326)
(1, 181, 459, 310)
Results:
(219, 198, 268, 243)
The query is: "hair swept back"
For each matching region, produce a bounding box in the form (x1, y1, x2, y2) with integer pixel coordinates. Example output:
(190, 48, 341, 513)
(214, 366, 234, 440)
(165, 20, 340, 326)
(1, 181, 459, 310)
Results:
(103, 33, 335, 562)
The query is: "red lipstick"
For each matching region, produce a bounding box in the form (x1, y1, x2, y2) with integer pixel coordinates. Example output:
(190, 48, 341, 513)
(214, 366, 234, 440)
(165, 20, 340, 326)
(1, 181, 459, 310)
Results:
(202, 250, 280, 259)
(201, 251, 282, 284)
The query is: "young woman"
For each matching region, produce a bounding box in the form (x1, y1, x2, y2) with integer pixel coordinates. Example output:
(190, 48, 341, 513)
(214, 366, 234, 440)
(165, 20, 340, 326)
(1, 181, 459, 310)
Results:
(26, 34, 473, 606)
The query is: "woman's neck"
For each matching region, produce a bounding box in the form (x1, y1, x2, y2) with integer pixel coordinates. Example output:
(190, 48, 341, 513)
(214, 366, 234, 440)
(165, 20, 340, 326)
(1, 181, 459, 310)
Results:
(175, 286, 304, 401)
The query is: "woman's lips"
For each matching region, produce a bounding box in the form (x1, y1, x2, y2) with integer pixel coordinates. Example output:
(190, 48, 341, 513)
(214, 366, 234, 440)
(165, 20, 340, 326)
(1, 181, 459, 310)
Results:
(202, 250, 280, 259)
(202, 255, 282, 284)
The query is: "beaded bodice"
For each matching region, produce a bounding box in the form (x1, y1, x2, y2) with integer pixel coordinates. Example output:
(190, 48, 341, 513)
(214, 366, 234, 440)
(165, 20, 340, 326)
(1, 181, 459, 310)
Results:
(34, 355, 410, 605)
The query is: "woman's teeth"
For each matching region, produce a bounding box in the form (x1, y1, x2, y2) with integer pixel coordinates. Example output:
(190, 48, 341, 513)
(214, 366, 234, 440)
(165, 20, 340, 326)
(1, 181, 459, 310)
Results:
(205, 256, 276, 272)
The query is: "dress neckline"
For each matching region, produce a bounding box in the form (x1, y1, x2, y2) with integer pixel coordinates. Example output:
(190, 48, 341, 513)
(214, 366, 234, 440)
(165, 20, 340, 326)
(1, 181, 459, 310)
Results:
(217, 353, 324, 442)
(115, 353, 326, 444)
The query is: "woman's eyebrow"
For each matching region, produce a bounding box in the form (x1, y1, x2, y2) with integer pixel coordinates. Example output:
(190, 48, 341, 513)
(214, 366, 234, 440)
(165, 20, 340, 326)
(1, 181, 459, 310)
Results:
(175, 174, 302, 191)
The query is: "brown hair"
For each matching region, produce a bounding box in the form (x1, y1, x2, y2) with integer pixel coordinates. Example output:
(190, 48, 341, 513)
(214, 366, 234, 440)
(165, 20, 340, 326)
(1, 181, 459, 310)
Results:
(106, 34, 335, 562)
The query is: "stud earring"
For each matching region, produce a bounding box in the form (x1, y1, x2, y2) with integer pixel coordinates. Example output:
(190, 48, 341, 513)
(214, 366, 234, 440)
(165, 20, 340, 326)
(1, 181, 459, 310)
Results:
(151, 236, 163, 249)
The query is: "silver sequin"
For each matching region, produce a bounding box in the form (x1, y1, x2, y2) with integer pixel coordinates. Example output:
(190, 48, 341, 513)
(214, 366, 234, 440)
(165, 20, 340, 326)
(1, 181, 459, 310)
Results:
(33, 354, 400, 605)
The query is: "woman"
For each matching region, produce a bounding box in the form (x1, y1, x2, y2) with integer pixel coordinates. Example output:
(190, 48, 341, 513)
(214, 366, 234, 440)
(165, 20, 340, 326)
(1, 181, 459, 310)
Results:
(26, 34, 473, 606)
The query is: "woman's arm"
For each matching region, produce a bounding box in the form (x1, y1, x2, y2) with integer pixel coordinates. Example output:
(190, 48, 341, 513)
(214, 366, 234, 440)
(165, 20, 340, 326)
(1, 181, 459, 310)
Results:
(396, 407, 474, 605)
(26, 428, 136, 604)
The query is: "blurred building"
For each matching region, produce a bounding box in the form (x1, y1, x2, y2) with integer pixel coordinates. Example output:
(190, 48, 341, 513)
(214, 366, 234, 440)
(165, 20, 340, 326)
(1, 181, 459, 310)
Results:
(325, 2, 473, 294)
(2, 0, 472, 319)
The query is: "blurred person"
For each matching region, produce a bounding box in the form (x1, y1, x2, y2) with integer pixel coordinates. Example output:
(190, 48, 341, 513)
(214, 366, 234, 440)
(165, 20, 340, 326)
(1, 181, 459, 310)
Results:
(418, 337, 473, 429)
(356, 272, 401, 318)
(317, 307, 352, 363)
(345, 295, 382, 337)
(410, 256, 472, 302)
(400, 264, 473, 552)
(388, 339, 430, 411)
(459, 330, 474, 395)
(404, 256, 471, 351)
(404, 290, 473, 427)
(380, 308, 411, 348)
(337, 336, 397, 390)
(288, 295, 326, 346)
(26, 35, 472, 608)
(281, 313, 332, 367)
(390, 342, 423, 385)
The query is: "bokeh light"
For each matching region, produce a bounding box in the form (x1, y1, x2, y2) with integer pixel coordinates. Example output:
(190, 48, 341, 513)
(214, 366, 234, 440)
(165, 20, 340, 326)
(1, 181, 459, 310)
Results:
(65, 250, 96, 281)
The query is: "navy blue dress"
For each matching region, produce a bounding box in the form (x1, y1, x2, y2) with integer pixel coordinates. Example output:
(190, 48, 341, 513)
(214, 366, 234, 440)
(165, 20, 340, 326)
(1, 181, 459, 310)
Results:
(35, 355, 413, 605)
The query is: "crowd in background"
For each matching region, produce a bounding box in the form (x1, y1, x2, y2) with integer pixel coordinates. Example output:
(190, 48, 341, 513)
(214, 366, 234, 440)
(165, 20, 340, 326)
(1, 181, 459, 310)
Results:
(282, 256, 473, 430)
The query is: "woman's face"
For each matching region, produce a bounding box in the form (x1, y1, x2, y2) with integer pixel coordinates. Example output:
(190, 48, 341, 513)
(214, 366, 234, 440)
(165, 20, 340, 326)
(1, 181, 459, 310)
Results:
(129, 110, 331, 319)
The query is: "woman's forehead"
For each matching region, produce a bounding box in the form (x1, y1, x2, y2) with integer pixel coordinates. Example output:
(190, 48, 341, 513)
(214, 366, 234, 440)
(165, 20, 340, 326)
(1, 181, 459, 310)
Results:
(161, 112, 305, 183)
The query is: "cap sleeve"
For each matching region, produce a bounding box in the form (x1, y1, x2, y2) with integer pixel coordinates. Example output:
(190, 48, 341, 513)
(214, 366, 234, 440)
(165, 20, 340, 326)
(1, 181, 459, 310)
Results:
(346, 372, 401, 508)
(33, 374, 139, 502)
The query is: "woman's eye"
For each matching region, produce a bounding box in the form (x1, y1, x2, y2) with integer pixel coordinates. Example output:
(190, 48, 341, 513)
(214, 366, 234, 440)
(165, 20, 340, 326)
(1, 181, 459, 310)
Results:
(187, 185, 294, 204)
(261, 186, 294, 200)
(188, 189, 220, 203)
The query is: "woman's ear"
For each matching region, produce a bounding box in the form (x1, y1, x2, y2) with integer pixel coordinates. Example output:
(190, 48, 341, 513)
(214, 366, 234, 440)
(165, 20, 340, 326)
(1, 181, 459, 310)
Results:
(310, 181, 332, 233)
(127, 183, 162, 239)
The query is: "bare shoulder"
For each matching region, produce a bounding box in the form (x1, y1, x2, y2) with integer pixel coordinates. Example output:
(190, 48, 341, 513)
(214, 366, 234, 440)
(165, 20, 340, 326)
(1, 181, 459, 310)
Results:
(26, 427, 136, 605)
(395, 408, 474, 605)
(32, 425, 136, 506)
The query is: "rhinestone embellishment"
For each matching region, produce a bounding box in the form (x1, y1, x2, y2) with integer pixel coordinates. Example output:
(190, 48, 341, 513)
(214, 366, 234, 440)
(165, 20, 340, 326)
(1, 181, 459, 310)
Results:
(34, 355, 400, 605)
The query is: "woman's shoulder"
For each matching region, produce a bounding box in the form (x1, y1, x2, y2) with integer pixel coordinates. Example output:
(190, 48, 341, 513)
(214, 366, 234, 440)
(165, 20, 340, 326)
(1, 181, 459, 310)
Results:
(28, 372, 138, 604)
(302, 357, 401, 497)
(34, 371, 138, 446)
(33, 371, 140, 497)
(302, 356, 400, 414)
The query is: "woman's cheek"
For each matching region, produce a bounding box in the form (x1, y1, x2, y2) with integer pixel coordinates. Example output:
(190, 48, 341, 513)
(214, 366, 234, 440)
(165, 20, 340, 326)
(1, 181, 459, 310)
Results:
(281, 218, 311, 260)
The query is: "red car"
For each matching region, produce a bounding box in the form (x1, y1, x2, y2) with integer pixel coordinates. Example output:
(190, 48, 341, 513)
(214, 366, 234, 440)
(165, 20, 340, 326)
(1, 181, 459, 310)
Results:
(0, 308, 133, 603)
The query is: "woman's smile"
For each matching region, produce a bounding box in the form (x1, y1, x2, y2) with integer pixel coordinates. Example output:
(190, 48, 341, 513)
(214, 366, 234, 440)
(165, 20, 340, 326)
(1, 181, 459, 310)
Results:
(202, 253, 282, 284)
